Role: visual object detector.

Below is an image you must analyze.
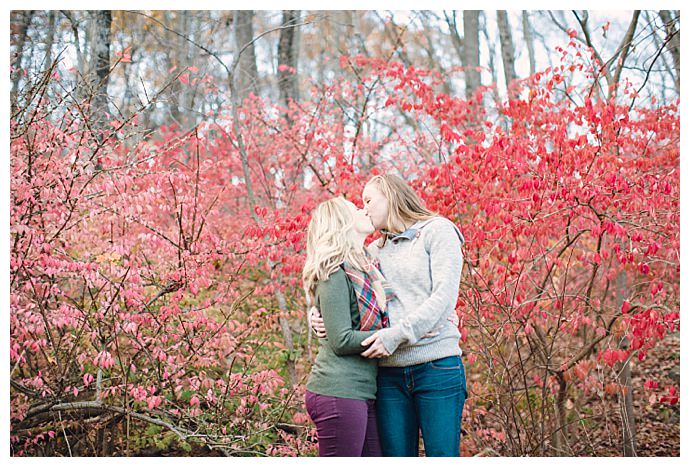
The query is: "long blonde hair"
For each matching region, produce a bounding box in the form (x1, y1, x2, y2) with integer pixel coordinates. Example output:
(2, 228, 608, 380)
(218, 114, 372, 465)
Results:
(302, 197, 369, 304)
(366, 174, 437, 246)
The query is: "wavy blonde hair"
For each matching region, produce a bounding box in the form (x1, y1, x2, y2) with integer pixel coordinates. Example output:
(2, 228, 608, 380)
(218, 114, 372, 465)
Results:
(366, 174, 437, 247)
(302, 197, 369, 304)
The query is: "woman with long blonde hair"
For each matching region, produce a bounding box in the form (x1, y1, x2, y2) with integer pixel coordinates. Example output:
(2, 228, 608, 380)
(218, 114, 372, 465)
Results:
(311, 174, 467, 457)
(302, 196, 392, 457)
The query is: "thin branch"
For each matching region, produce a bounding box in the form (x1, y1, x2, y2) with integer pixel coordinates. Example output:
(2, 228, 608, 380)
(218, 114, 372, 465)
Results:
(609, 11, 640, 100)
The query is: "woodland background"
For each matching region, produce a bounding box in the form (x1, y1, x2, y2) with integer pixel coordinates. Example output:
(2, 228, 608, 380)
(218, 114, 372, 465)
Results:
(9, 9, 680, 456)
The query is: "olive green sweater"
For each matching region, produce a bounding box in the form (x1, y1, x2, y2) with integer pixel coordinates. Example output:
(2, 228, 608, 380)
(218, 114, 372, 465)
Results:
(306, 268, 379, 400)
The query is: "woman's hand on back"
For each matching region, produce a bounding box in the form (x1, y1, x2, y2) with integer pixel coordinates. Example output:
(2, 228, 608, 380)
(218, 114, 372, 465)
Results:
(309, 307, 327, 338)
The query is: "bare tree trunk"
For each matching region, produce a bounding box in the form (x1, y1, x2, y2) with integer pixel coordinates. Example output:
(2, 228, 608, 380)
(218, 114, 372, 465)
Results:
(171, 11, 191, 128)
(84, 11, 94, 67)
(463, 10, 481, 100)
(233, 10, 259, 101)
(645, 12, 676, 101)
(10, 10, 34, 109)
(479, 13, 501, 108)
(609, 10, 640, 101)
(187, 13, 204, 129)
(10, 10, 33, 68)
(418, 11, 453, 96)
(619, 335, 636, 456)
(616, 270, 637, 456)
(277, 9, 304, 188)
(277, 10, 300, 109)
(275, 290, 298, 388)
(43, 11, 56, 73)
(552, 371, 570, 455)
(351, 11, 369, 56)
(444, 10, 464, 65)
(228, 15, 297, 388)
(497, 10, 517, 97)
(658, 10, 680, 92)
(61, 11, 87, 98)
(316, 19, 327, 86)
(89, 10, 112, 135)
(522, 11, 536, 77)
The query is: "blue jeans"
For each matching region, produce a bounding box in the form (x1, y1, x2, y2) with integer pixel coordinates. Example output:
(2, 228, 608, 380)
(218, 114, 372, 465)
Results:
(376, 355, 467, 457)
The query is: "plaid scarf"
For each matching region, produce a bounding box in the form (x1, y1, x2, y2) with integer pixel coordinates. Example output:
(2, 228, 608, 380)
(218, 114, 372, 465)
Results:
(342, 255, 393, 331)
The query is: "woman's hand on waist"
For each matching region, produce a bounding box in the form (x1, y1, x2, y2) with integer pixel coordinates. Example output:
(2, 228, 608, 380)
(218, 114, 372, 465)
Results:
(360, 332, 391, 359)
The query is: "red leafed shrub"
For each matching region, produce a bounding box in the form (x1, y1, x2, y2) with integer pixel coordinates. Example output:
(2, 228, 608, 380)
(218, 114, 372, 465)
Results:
(335, 43, 678, 455)
(11, 37, 678, 456)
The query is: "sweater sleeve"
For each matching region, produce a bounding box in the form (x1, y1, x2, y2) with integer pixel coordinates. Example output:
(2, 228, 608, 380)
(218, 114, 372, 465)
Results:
(378, 219, 464, 354)
(317, 269, 378, 356)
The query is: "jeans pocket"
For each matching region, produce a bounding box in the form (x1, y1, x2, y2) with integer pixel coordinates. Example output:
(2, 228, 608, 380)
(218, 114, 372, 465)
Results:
(425, 357, 466, 395)
(429, 355, 462, 370)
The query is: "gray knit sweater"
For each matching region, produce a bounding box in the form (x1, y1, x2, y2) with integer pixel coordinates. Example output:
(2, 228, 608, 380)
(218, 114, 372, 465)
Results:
(368, 217, 465, 367)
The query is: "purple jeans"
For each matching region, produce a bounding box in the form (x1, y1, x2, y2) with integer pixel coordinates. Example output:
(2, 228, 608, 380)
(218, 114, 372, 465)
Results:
(305, 390, 382, 457)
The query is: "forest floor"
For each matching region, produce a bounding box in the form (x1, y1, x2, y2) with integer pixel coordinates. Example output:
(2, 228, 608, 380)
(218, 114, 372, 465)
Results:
(602, 331, 680, 457)
(459, 330, 680, 457)
(19, 332, 679, 457)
